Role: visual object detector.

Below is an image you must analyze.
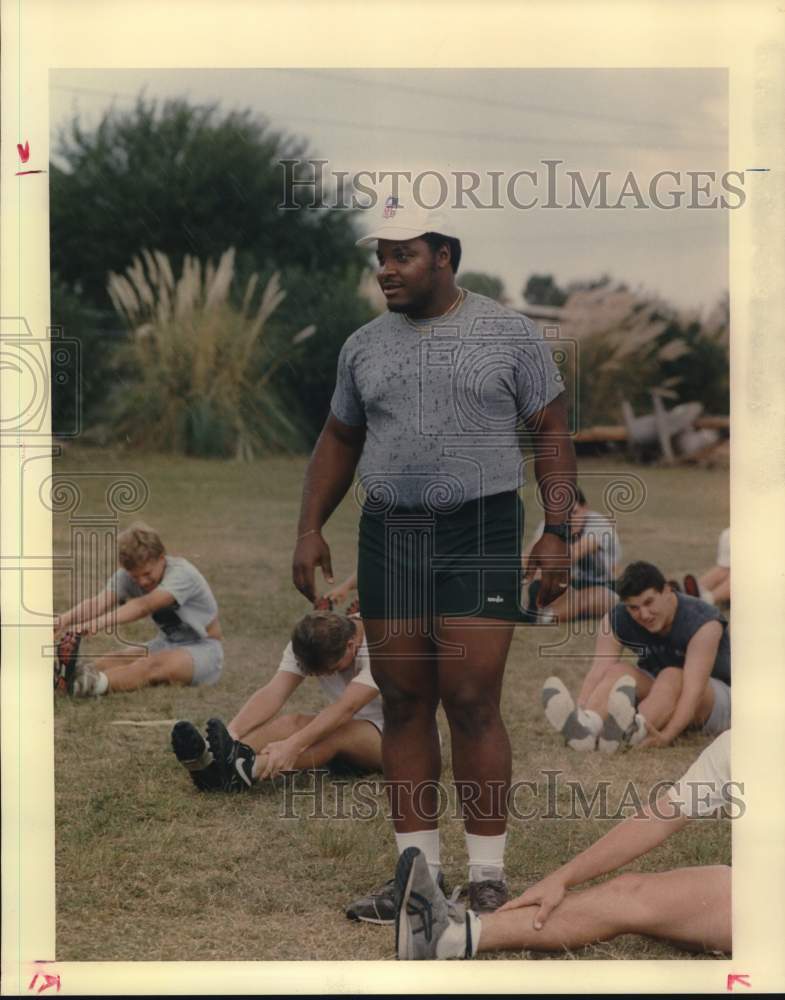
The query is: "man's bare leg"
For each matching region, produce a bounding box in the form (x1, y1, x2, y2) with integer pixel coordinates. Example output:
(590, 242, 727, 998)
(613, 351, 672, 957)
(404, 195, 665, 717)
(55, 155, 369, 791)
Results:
(477, 866, 731, 954)
(364, 620, 441, 833)
(436, 618, 513, 836)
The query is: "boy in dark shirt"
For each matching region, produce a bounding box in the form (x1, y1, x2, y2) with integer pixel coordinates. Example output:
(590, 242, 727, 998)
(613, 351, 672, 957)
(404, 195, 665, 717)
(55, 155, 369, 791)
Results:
(541, 561, 730, 753)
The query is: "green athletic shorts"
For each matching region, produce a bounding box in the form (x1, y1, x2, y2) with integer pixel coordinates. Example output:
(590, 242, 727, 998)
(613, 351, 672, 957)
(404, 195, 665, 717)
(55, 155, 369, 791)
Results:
(357, 489, 526, 620)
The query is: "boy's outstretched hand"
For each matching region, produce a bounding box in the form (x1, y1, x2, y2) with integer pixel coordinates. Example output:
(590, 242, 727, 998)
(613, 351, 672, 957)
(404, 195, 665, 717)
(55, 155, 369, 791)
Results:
(497, 872, 568, 929)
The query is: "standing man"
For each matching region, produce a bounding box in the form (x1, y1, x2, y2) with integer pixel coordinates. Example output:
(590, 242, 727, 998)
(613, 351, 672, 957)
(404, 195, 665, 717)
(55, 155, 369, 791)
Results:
(292, 199, 576, 918)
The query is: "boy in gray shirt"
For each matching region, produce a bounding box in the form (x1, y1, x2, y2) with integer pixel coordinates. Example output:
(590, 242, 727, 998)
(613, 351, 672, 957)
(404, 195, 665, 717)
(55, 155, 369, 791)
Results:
(56, 522, 223, 695)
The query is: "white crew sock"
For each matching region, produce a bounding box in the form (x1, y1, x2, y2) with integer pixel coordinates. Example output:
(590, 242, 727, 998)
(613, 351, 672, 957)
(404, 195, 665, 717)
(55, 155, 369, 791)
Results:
(698, 584, 715, 605)
(95, 671, 109, 695)
(395, 829, 441, 879)
(435, 908, 483, 959)
(577, 707, 603, 737)
(465, 831, 506, 882)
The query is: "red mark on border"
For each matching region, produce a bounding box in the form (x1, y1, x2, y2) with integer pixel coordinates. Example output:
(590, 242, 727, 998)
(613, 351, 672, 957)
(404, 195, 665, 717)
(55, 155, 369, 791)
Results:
(15, 140, 46, 175)
(727, 974, 751, 991)
(27, 972, 61, 994)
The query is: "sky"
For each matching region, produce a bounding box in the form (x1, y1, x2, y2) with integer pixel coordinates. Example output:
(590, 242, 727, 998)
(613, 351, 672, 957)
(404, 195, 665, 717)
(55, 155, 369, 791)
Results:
(50, 67, 730, 311)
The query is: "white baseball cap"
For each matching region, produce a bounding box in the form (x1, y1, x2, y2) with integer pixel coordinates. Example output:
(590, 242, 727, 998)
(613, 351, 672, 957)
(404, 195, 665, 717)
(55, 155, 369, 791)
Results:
(355, 197, 459, 247)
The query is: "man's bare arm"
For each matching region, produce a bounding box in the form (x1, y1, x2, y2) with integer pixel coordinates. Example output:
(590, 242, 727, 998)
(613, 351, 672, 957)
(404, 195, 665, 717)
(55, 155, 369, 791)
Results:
(523, 393, 577, 606)
(293, 414, 365, 602)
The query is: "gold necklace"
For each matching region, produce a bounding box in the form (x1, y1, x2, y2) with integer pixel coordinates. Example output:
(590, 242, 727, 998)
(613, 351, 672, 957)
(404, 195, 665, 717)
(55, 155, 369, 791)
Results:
(403, 287, 465, 329)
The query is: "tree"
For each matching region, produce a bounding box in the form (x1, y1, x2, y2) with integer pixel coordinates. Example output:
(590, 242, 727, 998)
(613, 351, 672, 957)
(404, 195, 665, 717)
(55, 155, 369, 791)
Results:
(271, 265, 375, 438)
(522, 273, 567, 307)
(50, 277, 119, 437)
(50, 97, 366, 311)
(49, 96, 371, 445)
(459, 271, 506, 302)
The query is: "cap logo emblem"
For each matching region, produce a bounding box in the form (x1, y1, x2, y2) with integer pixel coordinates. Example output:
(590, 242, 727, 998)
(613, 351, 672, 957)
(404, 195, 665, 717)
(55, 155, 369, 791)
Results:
(383, 195, 398, 219)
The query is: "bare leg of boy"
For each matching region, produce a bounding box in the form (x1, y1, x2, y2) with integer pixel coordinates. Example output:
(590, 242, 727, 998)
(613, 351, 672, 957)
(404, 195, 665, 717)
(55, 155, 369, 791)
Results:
(98, 648, 194, 691)
(250, 718, 382, 778)
(476, 865, 731, 955)
(636, 667, 715, 730)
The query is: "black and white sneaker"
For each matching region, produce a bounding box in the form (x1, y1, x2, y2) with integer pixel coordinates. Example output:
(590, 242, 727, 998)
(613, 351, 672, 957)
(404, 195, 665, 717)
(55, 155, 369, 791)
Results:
(205, 717, 255, 792)
(171, 721, 223, 792)
(346, 870, 448, 925)
(54, 630, 82, 695)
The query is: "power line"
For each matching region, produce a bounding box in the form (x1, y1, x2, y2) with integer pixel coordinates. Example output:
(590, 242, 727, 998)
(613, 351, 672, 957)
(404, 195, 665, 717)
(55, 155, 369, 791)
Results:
(280, 110, 726, 152)
(271, 68, 723, 137)
(50, 83, 727, 152)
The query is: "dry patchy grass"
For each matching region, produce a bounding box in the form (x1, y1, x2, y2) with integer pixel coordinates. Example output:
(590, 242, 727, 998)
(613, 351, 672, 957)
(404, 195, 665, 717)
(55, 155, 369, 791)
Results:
(53, 447, 730, 962)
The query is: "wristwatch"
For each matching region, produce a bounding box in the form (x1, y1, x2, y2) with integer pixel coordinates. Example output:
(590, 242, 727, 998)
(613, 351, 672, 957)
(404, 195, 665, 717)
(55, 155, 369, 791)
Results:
(542, 522, 571, 542)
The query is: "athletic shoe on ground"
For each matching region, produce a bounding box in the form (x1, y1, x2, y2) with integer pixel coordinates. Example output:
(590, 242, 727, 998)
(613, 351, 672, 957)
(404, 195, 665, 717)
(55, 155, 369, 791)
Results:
(683, 573, 700, 597)
(171, 721, 223, 792)
(542, 676, 597, 751)
(395, 848, 474, 960)
(71, 661, 101, 697)
(205, 717, 256, 792)
(598, 674, 638, 753)
(467, 878, 509, 913)
(346, 870, 447, 925)
(54, 630, 82, 695)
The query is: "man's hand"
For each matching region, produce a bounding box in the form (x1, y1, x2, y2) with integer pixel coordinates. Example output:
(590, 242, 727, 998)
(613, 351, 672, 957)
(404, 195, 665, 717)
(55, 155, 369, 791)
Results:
(292, 531, 334, 604)
(258, 737, 302, 779)
(523, 533, 570, 607)
(497, 873, 568, 929)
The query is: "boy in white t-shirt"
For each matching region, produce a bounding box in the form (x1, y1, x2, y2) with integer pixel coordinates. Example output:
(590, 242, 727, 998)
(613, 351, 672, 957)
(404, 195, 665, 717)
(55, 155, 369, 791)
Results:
(171, 610, 382, 792)
(55, 522, 223, 695)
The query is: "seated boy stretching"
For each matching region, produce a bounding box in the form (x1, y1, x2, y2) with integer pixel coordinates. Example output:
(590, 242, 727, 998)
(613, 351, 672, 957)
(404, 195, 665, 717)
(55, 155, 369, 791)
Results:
(56, 522, 223, 695)
(542, 560, 730, 752)
(394, 730, 732, 958)
(171, 610, 382, 791)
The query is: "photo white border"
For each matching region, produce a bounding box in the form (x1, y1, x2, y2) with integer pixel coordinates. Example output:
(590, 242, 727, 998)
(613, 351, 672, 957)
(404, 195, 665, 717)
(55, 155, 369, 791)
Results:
(2, 0, 784, 993)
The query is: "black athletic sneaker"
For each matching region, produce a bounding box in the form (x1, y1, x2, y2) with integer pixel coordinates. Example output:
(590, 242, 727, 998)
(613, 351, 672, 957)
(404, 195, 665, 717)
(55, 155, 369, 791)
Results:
(346, 870, 448, 925)
(171, 721, 223, 792)
(205, 717, 256, 792)
(467, 878, 509, 913)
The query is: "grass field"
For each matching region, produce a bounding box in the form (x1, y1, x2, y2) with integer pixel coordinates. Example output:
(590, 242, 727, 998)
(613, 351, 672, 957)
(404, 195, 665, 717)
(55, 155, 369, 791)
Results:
(52, 445, 730, 962)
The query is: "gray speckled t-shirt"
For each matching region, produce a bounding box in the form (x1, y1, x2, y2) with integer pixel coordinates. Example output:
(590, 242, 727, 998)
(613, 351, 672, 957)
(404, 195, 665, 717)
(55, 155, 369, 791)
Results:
(106, 555, 218, 643)
(330, 290, 564, 508)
